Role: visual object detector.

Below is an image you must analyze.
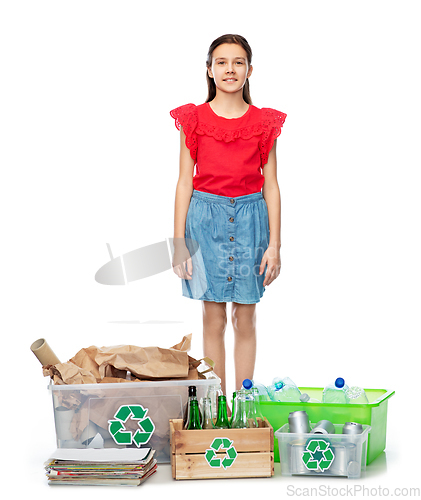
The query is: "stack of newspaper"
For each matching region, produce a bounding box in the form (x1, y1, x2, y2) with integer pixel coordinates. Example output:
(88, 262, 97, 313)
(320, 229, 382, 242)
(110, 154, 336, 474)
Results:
(44, 448, 157, 486)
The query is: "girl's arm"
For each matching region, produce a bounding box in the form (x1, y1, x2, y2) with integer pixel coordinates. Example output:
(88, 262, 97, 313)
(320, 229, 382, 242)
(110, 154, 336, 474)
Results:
(173, 127, 195, 279)
(260, 139, 281, 286)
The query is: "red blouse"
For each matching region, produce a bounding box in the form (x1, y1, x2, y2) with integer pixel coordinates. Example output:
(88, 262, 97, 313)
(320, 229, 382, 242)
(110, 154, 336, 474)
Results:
(170, 102, 286, 197)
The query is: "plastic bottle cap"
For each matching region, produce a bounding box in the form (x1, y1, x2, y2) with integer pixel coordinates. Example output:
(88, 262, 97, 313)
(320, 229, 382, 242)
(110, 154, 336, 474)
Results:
(275, 381, 284, 390)
(242, 379, 253, 390)
(335, 377, 345, 388)
(300, 393, 310, 402)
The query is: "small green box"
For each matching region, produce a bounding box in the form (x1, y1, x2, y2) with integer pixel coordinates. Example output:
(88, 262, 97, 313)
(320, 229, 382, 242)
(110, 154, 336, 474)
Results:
(259, 387, 394, 465)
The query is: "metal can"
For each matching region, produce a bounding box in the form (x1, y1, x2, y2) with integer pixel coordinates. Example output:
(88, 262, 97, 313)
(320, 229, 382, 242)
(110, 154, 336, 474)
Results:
(342, 422, 363, 435)
(288, 439, 308, 474)
(311, 419, 335, 435)
(288, 411, 311, 433)
(329, 442, 357, 476)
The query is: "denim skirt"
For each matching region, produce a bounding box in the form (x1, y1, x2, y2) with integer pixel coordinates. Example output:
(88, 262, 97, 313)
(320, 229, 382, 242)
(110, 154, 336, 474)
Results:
(182, 189, 270, 304)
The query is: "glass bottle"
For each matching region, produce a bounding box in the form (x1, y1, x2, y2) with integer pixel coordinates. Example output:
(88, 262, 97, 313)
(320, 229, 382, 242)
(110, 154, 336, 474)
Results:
(230, 391, 237, 427)
(201, 397, 215, 429)
(230, 392, 248, 428)
(251, 387, 265, 426)
(214, 395, 230, 429)
(186, 399, 202, 430)
(183, 385, 202, 429)
(206, 383, 223, 420)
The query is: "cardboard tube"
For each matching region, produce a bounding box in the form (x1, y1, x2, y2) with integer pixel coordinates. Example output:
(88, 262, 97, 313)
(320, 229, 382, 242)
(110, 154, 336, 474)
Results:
(54, 406, 75, 441)
(30, 338, 60, 366)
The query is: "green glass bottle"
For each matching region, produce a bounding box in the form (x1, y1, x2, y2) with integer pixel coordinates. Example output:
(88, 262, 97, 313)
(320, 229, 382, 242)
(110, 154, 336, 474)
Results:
(214, 395, 230, 429)
(230, 392, 237, 427)
(183, 385, 202, 429)
(186, 399, 202, 430)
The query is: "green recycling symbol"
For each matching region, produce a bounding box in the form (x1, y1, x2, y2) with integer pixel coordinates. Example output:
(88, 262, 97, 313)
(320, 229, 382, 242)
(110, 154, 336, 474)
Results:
(108, 404, 155, 447)
(205, 438, 237, 470)
(302, 439, 335, 472)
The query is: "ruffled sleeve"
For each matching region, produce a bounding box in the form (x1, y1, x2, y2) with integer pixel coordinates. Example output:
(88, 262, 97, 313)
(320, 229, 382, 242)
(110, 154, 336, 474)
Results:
(170, 103, 198, 162)
(259, 108, 287, 166)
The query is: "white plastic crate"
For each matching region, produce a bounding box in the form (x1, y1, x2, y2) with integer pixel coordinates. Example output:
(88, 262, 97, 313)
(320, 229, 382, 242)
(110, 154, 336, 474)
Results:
(49, 379, 218, 463)
(275, 423, 370, 479)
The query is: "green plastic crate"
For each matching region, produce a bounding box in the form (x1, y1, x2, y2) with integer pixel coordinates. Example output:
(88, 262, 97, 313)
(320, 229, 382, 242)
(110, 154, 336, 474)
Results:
(259, 387, 394, 465)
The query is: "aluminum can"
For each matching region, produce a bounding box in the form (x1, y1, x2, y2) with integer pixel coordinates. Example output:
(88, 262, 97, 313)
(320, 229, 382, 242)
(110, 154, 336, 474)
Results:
(342, 422, 363, 435)
(329, 442, 357, 476)
(311, 419, 335, 435)
(288, 439, 308, 474)
(288, 411, 311, 433)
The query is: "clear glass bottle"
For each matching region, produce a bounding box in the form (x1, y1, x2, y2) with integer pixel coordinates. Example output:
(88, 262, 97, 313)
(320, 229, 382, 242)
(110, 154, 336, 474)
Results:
(251, 387, 265, 425)
(201, 397, 215, 429)
(214, 395, 230, 429)
(186, 399, 202, 430)
(206, 383, 223, 420)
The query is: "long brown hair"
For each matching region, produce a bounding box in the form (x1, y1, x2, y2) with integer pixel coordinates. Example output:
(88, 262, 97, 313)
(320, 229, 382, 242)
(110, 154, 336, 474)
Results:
(205, 34, 253, 104)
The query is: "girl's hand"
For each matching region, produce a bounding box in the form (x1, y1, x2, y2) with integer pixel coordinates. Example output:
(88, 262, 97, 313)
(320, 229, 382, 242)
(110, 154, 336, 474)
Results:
(172, 243, 193, 280)
(259, 244, 281, 287)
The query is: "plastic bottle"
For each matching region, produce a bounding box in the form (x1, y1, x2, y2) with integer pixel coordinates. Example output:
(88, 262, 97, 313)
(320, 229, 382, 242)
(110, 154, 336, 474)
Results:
(300, 393, 321, 403)
(346, 386, 369, 404)
(243, 379, 259, 427)
(267, 377, 301, 402)
(322, 377, 350, 404)
(251, 380, 271, 401)
(206, 383, 223, 420)
(231, 379, 258, 428)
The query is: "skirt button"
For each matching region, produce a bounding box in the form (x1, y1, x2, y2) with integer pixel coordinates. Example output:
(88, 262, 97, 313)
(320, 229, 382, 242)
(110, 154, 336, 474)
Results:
(229, 256, 234, 261)
(230, 198, 235, 204)
(227, 276, 232, 282)
(229, 217, 234, 223)
(229, 236, 234, 242)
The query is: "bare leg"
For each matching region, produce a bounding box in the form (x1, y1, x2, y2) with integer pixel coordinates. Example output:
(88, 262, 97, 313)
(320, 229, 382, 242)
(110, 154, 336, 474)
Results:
(202, 300, 228, 395)
(231, 302, 257, 391)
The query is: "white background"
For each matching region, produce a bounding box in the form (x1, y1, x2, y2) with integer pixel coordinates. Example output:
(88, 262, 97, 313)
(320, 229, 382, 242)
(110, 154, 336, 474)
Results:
(1, 0, 420, 496)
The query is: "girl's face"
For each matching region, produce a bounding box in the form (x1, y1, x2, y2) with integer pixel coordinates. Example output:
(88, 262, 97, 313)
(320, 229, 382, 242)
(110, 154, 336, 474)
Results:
(208, 43, 253, 96)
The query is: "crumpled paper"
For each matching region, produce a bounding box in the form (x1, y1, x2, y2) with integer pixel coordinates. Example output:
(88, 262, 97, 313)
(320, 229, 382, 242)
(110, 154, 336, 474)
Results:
(43, 334, 217, 443)
(43, 334, 214, 385)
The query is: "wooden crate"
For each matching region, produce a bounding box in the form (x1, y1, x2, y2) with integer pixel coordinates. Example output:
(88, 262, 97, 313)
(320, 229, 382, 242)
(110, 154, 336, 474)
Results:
(170, 417, 274, 480)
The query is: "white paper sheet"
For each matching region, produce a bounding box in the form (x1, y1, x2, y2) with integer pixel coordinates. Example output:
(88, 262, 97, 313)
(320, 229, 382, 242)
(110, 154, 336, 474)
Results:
(47, 447, 151, 463)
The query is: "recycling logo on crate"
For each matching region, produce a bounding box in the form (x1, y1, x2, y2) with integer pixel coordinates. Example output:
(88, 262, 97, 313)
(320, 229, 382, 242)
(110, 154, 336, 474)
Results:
(108, 404, 155, 447)
(301, 439, 335, 472)
(204, 438, 237, 470)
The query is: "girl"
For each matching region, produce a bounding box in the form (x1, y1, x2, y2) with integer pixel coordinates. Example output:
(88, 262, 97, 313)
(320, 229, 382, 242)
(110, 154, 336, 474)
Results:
(170, 34, 286, 398)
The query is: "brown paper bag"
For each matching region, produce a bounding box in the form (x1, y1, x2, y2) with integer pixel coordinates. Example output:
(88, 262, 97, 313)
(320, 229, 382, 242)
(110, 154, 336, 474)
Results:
(46, 362, 97, 385)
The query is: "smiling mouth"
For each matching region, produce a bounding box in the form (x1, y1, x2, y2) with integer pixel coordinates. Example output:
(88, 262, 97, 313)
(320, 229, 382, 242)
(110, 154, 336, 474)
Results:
(223, 78, 237, 82)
